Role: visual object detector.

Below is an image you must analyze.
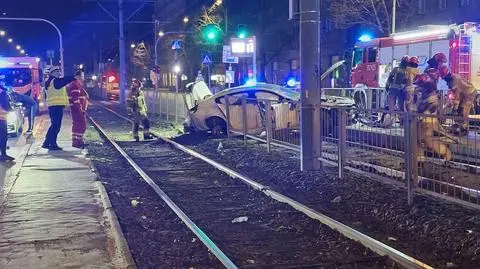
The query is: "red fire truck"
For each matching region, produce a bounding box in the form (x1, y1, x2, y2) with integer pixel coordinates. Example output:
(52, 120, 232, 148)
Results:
(352, 23, 480, 91)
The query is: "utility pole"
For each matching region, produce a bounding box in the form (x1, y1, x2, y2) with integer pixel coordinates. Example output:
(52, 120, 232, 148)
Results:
(118, 0, 127, 104)
(392, 0, 397, 34)
(299, 0, 321, 170)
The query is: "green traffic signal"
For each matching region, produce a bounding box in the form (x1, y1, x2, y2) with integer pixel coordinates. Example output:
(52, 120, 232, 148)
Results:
(238, 32, 246, 39)
(203, 24, 220, 42)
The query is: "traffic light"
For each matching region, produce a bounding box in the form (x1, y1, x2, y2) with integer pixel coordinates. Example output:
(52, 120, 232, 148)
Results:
(237, 24, 247, 39)
(202, 24, 221, 42)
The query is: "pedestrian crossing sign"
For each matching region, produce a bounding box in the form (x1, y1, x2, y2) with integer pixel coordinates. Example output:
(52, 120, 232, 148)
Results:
(171, 40, 181, 50)
(202, 54, 212, 65)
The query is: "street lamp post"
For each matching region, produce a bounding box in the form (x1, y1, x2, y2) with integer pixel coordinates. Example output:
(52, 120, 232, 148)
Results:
(0, 17, 65, 74)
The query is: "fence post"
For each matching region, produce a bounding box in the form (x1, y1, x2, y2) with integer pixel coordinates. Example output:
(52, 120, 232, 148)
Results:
(158, 91, 162, 119)
(225, 95, 231, 139)
(404, 112, 414, 206)
(242, 98, 247, 147)
(166, 93, 170, 121)
(337, 107, 347, 179)
(265, 100, 273, 153)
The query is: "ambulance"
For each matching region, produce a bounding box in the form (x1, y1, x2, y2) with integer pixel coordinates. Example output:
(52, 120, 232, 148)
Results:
(0, 57, 47, 113)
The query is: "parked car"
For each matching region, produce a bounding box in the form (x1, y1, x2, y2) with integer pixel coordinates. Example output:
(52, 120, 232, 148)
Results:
(183, 81, 355, 135)
(7, 100, 25, 137)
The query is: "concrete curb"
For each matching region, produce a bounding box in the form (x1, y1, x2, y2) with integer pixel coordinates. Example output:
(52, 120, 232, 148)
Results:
(86, 155, 137, 269)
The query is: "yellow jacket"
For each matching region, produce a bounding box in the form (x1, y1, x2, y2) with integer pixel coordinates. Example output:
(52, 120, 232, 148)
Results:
(446, 74, 476, 105)
(127, 89, 148, 116)
(406, 67, 420, 94)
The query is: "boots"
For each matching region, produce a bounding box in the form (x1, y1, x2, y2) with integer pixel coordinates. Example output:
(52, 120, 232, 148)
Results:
(143, 131, 154, 140)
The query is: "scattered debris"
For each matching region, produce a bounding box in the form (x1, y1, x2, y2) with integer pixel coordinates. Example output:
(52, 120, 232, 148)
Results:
(331, 196, 342, 203)
(131, 199, 140, 208)
(232, 216, 248, 223)
(387, 237, 397, 242)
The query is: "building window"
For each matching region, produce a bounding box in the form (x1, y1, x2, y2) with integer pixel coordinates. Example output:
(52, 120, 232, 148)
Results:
(460, 0, 471, 7)
(438, 0, 447, 9)
(417, 0, 426, 14)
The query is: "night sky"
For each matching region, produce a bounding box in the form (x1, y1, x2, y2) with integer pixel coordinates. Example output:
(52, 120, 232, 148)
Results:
(1, 0, 155, 73)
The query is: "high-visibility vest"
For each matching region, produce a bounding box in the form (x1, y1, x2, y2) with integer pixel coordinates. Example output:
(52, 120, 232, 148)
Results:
(46, 79, 69, 106)
(0, 106, 7, 121)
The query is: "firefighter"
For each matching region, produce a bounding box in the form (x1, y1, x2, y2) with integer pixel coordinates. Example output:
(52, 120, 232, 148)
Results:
(127, 79, 153, 142)
(414, 69, 452, 161)
(42, 66, 76, 150)
(425, 52, 447, 71)
(406, 56, 420, 112)
(380, 56, 409, 127)
(67, 69, 89, 148)
(0, 75, 14, 161)
(438, 65, 476, 135)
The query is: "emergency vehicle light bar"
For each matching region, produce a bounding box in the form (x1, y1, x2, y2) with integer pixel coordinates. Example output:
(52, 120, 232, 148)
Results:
(392, 26, 450, 41)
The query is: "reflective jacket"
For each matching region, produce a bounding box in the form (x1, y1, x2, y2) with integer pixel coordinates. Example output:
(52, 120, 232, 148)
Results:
(127, 89, 147, 116)
(67, 79, 89, 111)
(444, 74, 477, 105)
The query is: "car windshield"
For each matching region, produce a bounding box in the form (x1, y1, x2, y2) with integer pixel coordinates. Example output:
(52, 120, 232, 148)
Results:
(0, 68, 32, 87)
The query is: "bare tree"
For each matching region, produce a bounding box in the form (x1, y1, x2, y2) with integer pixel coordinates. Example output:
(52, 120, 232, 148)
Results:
(329, 0, 416, 34)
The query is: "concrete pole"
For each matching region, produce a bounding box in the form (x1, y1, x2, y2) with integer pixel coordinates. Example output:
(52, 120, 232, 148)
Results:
(0, 17, 64, 74)
(392, 0, 397, 34)
(300, 0, 321, 171)
(118, 0, 127, 105)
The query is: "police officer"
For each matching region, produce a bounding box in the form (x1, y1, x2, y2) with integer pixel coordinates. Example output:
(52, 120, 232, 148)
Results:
(127, 79, 153, 142)
(0, 75, 14, 161)
(438, 65, 476, 135)
(42, 66, 76, 150)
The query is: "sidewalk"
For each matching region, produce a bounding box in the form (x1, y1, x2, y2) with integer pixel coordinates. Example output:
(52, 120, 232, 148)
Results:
(0, 113, 134, 269)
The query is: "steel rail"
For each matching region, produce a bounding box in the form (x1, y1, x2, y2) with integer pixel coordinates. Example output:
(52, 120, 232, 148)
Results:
(87, 114, 238, 269)
(92, 102, 433, 269)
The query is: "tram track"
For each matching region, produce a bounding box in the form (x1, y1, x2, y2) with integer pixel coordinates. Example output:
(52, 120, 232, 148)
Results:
(87, 102, 433, 269)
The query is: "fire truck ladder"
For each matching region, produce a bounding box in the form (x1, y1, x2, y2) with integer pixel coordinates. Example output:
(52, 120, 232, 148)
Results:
(458, 34, 471, 81)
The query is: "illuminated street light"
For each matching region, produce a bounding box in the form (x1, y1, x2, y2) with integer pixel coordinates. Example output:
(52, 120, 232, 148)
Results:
(20, 49, 25, 54)
(0, 30, 5, 36)
(183, 16, 189, 23)
(158, 31, 164, 37)
(16, 45, 21, 50)
(91, 75, 98, 81)
(216, 0, 222, 5)
(173, 64, 181, 74)
(130, 43, 135, 48)
(7, 38, 12, 43)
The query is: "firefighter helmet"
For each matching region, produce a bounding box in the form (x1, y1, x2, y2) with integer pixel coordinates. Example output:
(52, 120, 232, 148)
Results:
(401, 55, 410, 62)
(433, 53, 447, 64)
(438, 65, 450, 78)
(132, 79, 142, 89)
(409, 56, 419, 65)
(425, 68, 440, 80)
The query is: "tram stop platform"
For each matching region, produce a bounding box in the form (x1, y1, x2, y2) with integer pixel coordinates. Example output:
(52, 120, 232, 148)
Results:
(0, 113, 134, 269)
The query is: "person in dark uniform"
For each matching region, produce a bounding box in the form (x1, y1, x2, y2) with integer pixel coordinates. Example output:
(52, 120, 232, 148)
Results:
(0, 75, 14, 161)
(42, 66, 75, 150)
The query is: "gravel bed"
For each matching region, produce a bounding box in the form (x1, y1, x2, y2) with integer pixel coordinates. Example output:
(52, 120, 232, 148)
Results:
(183, 137, 480, 269)
(87, 104, 395, 268)
(85, 123, 222, 268)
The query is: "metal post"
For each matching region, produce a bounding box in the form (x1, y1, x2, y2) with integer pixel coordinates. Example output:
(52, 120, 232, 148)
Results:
(118, 0, 127, 105)
(242, 98, 247, 146)
(392, 0, 397, 34)
(252, 35, 257, 81)
(265, 100, 273, 153)
(300, 0, 322, 170)
(404, 112, 414, 205)
(207, 64, 211, 89)
(338, 108, 347, 179)
(154, 21, 159, 93)
(225, 95, 231, 139)
(166, 93, 170, 121)
(0, 17, 64, 74)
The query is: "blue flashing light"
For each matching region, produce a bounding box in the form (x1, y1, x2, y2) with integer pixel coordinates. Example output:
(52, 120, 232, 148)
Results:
(245, 78, 256, 86)
(286, 78, 296, 87)
(358, 34, 373, 42)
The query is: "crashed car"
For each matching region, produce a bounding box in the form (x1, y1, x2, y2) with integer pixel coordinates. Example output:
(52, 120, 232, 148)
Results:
(183, 81, 355, 135)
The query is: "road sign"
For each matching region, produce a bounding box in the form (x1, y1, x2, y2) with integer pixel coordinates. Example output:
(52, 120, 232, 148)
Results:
(202, 54, 212, 65)
(171, 40, 181, 50)
(231, 37, 255, 57)
(46, 50, 55, 59)
(222, 45, 239, 64)
(226, 70, 235, 84)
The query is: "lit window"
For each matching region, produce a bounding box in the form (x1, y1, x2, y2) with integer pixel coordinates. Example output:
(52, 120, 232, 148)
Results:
(438, 0, 447, 9)
(417, 0, 426, 14)
(460, 0, 471, 7)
